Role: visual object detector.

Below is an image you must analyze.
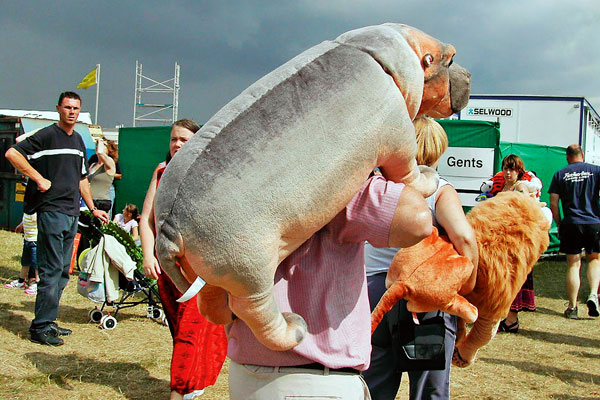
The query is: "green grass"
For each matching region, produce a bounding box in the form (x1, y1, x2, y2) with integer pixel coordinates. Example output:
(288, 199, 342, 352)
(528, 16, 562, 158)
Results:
(0, 229, 599, 399)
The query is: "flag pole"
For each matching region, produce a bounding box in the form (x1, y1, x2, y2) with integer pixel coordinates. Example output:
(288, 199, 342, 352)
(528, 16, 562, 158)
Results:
(94, 64, 100, 124)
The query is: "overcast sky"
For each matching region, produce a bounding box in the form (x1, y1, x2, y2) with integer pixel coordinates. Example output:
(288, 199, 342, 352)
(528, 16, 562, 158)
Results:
(1, 1, 598, 128)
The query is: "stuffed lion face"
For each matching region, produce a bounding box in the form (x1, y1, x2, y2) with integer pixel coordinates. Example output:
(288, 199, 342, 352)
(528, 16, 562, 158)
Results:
(453, 191, 550, 367)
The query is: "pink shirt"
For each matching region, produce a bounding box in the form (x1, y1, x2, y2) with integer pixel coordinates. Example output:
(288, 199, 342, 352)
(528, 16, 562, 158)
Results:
(226, 176, 405, 370)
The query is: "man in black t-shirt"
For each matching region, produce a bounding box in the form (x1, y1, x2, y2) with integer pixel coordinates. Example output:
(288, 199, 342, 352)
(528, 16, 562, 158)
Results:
(5, 91, 109, 346)
(548, 144, 600, 319)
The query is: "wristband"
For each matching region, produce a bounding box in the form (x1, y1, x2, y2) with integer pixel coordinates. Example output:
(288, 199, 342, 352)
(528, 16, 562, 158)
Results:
(91, 207, 98, 212)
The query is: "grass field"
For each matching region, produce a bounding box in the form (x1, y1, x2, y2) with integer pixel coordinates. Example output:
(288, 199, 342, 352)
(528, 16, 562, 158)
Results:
(1, 228, 599, 399)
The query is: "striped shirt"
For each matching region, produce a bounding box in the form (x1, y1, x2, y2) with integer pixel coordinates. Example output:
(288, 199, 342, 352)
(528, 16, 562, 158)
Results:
(13, 123, 88, 216)
(22, 213, 38, 242)
(226, 176, 405, 370)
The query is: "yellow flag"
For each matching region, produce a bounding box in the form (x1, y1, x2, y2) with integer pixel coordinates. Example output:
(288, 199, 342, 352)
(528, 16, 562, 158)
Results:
(77, 67, 97, 89)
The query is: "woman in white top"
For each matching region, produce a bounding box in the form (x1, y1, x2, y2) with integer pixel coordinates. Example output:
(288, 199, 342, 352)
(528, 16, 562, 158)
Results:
(363, 117, 478, 400)
(113, 204, 139, 242)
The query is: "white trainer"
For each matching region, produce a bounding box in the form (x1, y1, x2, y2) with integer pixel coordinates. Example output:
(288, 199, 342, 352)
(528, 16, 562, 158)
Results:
(5, 280, 25, 289)
(587, 293, 599, 317)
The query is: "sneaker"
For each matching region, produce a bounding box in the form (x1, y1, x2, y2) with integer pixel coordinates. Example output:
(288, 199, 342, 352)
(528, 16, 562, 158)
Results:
(30, 329, 64, 346)
(564, 306, 579, 319)
(5, 280, 25, 289)
(587, 293, 599, 317)
(183, 389, 205, 400)
(24, 283, 37, 295)
(49, 322, 72, 336)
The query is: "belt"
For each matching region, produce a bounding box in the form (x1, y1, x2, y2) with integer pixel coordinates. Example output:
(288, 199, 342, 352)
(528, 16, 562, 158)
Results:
(282, 362, 359, 374)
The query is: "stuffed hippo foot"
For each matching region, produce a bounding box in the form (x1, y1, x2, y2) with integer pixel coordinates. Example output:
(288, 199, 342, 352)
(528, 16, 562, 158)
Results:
(228, 291, 308, 351)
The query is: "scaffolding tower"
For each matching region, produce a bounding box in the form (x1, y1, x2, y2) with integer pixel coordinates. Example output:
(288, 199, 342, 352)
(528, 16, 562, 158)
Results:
(133, 61, 180, 126)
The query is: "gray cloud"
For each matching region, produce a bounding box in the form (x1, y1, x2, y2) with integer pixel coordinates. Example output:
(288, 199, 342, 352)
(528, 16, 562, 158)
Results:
(1, 1, 598, 127)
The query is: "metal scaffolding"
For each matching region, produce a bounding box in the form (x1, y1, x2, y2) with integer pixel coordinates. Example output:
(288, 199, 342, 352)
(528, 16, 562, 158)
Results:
(133, 61, 180, 126)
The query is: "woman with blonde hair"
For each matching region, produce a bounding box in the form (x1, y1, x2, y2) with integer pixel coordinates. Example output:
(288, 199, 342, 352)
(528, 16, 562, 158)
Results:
(363, 116, 478, 400)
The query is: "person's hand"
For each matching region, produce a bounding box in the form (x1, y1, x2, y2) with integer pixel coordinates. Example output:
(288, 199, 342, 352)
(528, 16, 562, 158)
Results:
(15, 223, 23, 234)
(92, 209, 110, 224)
(143, 256, 161, 280)
(37, 178, 52, 192)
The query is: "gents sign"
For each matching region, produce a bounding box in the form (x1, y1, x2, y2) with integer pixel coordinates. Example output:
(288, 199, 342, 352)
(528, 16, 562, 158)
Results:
(438, 147, 495, 207)
(438, 147, 494, 178)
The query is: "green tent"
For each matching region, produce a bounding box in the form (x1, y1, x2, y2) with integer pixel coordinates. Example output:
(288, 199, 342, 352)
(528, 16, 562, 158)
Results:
(114, 126, 171, 215)
(114, 121, 566, 252)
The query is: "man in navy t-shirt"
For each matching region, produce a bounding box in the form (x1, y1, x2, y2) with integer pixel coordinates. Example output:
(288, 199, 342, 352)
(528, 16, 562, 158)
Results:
(548, 144, 600, 319)
(5, 91, 109, 346)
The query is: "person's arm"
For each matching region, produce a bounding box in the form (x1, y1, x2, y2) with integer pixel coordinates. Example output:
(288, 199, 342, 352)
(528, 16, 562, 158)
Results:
(96, 150, 116, 175)
(549, 193, 561, 232)
(140, 167, 161, 279)
(5, 148, 51, 192)
(388, 185, 433, 248)
(79, 177, 109, 223)
(434, 185, 479, 294)
(131, 225, 140, 242)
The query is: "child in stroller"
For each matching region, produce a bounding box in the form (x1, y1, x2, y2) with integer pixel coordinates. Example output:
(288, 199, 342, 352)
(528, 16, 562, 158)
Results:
(77, 211, 165, 329)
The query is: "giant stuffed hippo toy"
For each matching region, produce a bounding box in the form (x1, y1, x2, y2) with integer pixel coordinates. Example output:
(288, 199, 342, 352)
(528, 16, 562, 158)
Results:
(153, 23, 471, 351)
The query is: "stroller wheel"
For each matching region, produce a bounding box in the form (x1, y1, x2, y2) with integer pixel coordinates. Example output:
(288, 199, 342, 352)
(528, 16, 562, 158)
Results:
(89, 308, 103, 323)
(151, 308, 164, 320)
(101, 315, 117, 330)
(162, 314, 169, 327)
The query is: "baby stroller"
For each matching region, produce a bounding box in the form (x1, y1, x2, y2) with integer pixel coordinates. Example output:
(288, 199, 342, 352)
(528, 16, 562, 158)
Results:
(76, 211, 165, 329)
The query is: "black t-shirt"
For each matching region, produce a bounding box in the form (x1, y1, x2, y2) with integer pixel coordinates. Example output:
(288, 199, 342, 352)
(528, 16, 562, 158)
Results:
(13, 123, 88, 216)
(548, 161, 600, 224)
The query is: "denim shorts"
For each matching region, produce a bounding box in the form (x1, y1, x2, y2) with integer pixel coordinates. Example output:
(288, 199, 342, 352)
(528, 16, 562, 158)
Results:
(21, 240, 38, 269)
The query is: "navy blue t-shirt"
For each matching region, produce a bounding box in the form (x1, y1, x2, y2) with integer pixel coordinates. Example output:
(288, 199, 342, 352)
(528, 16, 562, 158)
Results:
(13, 123, 88, 216)
(548, 161, 600, 224)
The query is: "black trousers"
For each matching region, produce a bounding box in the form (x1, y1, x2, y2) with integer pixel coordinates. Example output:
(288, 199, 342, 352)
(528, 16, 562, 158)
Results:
(362, 272, 457, 400)
(30, 211, 78, 332)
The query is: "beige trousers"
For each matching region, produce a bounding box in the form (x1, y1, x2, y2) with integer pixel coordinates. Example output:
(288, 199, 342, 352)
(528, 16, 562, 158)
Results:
(229, 360, 372, 400)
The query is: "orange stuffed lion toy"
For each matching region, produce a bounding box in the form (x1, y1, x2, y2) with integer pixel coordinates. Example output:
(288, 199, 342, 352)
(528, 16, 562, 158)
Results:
(371, 191, 550, 367)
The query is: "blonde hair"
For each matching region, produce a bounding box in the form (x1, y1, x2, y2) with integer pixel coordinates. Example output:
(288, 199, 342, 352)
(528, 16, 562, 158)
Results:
(414, 116, 448, 167)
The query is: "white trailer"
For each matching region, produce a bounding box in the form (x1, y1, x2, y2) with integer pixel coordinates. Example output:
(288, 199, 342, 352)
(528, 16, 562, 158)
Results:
(436, 95, 600, 207)
(457, 95, 600, 164)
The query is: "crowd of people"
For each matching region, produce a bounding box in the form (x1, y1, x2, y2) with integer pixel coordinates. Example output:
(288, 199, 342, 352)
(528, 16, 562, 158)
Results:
(4, 90, 600, 399)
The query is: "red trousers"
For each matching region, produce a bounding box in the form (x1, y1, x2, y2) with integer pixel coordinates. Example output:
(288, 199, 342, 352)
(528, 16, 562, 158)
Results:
(157, 273, 228, 394)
